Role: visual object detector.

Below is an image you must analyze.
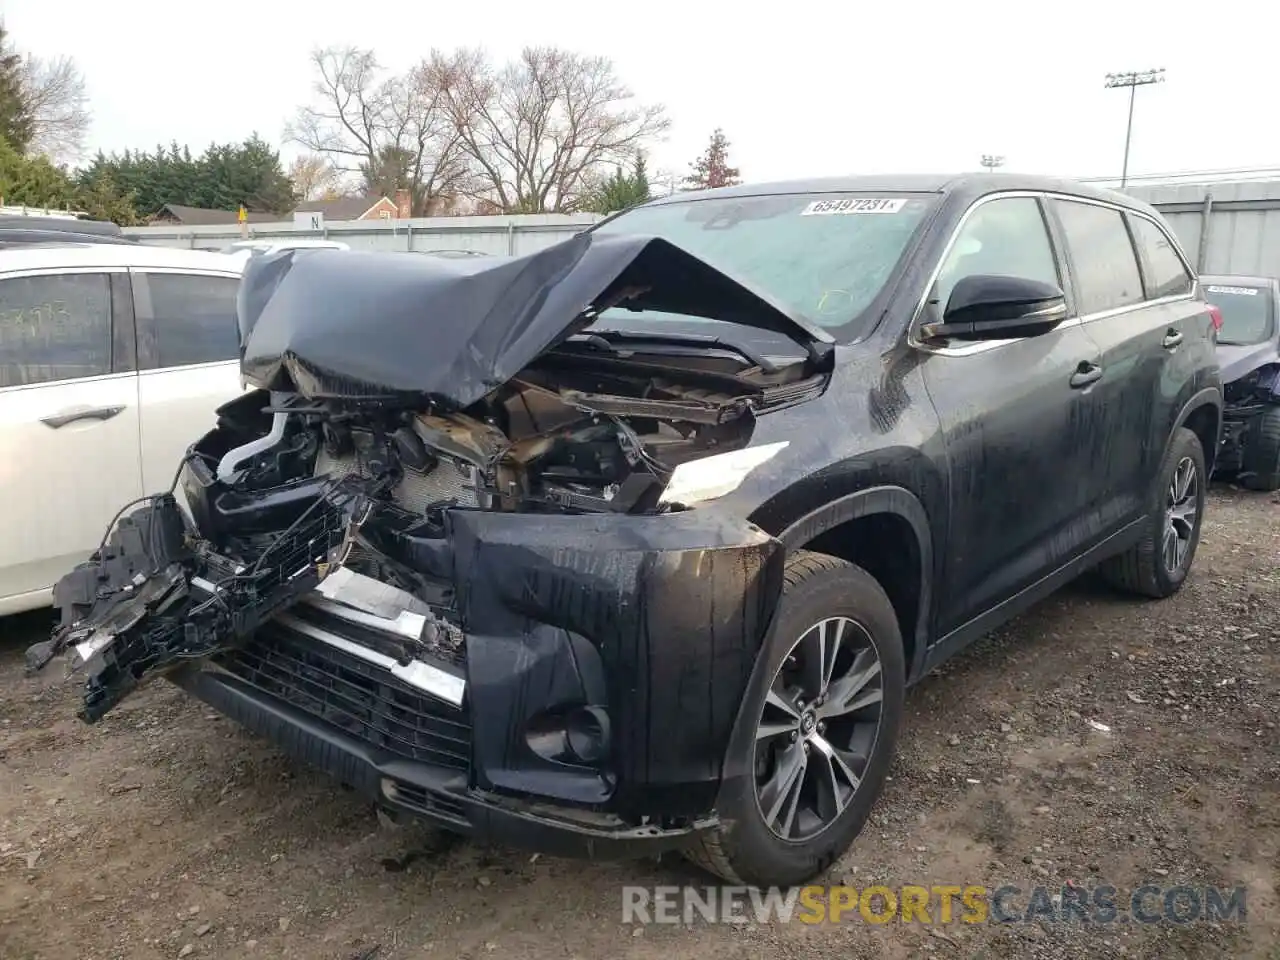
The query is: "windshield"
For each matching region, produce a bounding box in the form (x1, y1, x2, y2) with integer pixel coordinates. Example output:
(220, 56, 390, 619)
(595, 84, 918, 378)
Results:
(1203, 283, 1275, 345)
(593, 191, 936, 342)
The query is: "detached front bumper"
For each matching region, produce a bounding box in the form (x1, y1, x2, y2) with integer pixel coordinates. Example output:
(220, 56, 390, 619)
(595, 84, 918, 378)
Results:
(37, 443, 787, 856)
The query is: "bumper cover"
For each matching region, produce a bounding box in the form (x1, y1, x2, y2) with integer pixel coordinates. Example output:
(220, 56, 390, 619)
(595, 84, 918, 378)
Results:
(173, 664, 716, 859)
(431, 506, 784, 816)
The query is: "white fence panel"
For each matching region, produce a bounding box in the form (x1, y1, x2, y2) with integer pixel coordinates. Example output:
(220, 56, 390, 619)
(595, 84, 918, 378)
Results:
(124, 213, 605, 256)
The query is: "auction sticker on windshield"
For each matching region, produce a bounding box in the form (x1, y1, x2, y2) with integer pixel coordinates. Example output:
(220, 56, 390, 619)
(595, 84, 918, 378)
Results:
(1205, 285, 1259, 296)
(801, 198, 907, 215)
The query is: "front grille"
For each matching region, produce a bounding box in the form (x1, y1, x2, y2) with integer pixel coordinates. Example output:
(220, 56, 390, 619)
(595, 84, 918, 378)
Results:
(216, 622, 471, 771)
(382, 779, 468, 822)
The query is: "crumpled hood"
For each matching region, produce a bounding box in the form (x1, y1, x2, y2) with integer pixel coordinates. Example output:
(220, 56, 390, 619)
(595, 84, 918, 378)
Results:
(236, 232, 829, 406)
(1216, 340, 1280, 384)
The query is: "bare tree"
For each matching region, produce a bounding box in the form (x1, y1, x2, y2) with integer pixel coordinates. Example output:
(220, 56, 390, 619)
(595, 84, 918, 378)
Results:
(440, 47, 669, 213)
(288, 153, 345, 201)
(22, 55, 90, 166)
(286, 46, 469, 216)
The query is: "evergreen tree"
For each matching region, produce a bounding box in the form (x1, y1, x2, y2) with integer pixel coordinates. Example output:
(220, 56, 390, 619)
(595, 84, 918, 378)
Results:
(583, 152, 654, 213)
(78, 135, 297, 217)
(683, 129, 741, 190)
(631, 152, 651, 204)
(0, 135, 138, 223)
(0, 26, 32, 153)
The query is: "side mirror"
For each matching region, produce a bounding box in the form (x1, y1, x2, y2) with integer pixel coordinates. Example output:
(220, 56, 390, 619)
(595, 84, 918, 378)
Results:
(923, 274, 1067, 341)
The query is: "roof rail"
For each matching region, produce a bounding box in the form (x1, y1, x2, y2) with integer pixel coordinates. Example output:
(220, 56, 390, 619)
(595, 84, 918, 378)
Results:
(0, 215, 123, 237)
(0, 228, 137, 248)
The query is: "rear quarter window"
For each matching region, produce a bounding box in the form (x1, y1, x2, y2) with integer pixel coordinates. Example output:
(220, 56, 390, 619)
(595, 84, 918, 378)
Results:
(1128, 215, 1193, 299)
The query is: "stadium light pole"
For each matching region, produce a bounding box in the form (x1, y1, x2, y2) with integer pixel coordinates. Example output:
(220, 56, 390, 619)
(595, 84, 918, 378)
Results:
(1105, 68, 1165, 188)
(980, 155, 1005, 172)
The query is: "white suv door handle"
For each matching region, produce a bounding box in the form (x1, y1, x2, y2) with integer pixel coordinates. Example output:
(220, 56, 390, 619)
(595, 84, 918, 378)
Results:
(40, 405, 126, 429)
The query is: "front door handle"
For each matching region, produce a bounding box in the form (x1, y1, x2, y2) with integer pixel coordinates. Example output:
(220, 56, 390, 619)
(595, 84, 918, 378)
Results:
(1069, 362, 1103, 389)
(1162, 329, 1184, 349)
(40, 405, 126, 429)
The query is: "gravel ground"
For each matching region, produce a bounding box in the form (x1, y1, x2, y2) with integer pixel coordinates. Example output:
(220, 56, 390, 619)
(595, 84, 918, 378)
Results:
(1, 486, 1277, 960)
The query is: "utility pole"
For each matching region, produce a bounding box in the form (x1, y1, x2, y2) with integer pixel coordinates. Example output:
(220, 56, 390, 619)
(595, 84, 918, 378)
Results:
(1104, 68, 1165, 188)
(980, 155, 1005, 172)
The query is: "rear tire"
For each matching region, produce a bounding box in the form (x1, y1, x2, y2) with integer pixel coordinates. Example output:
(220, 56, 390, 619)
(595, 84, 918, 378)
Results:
(1099, 427, 1206, 598)
(1240, 406, 1280, 492)
(684, 550, 905, 887)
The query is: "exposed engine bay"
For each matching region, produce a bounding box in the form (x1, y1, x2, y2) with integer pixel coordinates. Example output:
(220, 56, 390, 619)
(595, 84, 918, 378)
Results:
(1223, 363, 1280, 409)
(222, 346, 821, 518)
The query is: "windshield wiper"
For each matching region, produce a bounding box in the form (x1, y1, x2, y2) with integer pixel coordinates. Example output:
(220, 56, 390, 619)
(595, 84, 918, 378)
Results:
(566, 329, 781, 373)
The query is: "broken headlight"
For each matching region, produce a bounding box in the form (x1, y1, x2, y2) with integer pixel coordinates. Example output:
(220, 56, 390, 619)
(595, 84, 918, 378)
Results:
(656, 441, 789, 508)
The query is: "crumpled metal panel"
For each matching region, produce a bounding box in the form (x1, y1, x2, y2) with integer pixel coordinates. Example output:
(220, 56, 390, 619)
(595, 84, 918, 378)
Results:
(235, 232, 826, 407)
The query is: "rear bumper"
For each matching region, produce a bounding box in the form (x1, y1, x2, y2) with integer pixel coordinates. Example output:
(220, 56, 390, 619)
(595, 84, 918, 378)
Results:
(172, 664, 716, 859)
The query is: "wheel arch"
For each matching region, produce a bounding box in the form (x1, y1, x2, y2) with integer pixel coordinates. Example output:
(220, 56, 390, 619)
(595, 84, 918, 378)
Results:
(716, 486, 933, 807)
(775, 485, 933, 685)
(1176, 388, 1224, 476)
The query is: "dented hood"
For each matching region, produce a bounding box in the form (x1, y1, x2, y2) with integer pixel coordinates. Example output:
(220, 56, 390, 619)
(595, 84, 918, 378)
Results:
(236, 232, 829, 406)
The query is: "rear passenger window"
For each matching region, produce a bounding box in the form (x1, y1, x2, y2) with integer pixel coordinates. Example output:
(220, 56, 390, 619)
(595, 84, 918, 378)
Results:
(0, 273, 112, 388)
(1129, 215, 1193, 299)
(1053, 201, 1144, 314)
(145, 273, 240, 368)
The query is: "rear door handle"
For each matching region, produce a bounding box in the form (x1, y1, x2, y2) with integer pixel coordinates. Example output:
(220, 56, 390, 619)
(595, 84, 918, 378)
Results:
(1069, 362, 1103, 389)
(1162, 329, 1184, 349)
(40, 405, 126, 429)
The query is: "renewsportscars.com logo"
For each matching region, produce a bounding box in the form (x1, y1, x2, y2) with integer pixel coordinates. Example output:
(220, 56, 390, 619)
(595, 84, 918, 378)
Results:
(622, 883, 1248, 926)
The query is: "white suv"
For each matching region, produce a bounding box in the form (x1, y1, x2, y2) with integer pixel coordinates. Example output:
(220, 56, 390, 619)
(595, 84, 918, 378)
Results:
(0, 238, 246, 615)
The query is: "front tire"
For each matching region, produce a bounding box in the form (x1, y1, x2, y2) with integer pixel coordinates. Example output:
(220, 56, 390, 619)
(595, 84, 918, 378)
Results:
(1240, 406, 1280, 492)
(1099, 426, 1206, 598)
(685, 550, 905, 887)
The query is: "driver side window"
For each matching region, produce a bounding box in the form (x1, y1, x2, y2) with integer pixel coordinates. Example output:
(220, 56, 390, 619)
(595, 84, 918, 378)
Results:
(932, 197, 1060, 315)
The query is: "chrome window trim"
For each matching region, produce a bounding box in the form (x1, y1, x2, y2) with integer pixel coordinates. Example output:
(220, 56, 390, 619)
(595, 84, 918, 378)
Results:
(910, 190, 1198, 358)
(137, 357, 239, 378)
(0, 368, 136, 395)
(128, 267, 242, 280)
(0, 266, 128, 279)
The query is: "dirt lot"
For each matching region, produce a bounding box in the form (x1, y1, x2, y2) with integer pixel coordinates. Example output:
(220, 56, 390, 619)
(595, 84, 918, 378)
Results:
(1, 486, 1277, 960)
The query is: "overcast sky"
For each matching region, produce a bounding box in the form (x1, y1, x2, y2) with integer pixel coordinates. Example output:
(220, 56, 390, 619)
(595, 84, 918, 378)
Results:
(5, 0, 1277, 186)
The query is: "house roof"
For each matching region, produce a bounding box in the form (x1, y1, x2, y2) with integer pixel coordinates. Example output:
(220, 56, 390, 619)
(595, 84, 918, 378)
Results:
(291, 196, 393, 220)
(153, 203, 280, 225)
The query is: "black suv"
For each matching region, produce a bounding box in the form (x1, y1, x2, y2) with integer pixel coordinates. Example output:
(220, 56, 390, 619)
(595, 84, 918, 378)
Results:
(32, 174, 1222, 887)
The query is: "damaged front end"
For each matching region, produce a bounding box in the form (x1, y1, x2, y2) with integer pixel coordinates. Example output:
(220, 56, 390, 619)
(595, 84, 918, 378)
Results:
(1217, 362, 1280, 475)
(29, 233, 822, 849)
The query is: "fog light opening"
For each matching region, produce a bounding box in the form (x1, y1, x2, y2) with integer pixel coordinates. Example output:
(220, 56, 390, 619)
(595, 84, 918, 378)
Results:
(526, 705, 612, 767)
(565, 705, 611, 765)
